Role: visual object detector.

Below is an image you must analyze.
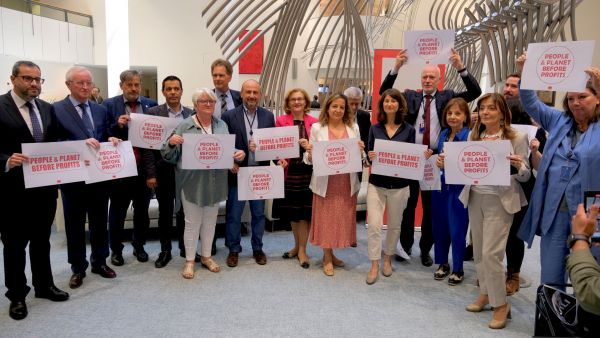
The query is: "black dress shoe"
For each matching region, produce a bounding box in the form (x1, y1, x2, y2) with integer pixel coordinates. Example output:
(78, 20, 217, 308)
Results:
(111, 252, 124, 266)
(154, 251, 172, 268)
(300, 261, 310, 269)
(91, 265, 117, 278)
(395, 254, 407, 262)
(35, 285, 69, 301)
(69, 272, 86, 289)
(133, 247, 149, 262)
(179, 250, 202, 262)
(421, 254, 433, 267)
(9, 301, 27, 320)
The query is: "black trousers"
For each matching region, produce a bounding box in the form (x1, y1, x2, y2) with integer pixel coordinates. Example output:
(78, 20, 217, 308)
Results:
(399, 181, 433, 255)
(506, 206, 526, 273)
(61, 181, 110, 273)
(108, 174, 151, 253)
(1, 191, 56, 302)
(154, 164, 185, 252)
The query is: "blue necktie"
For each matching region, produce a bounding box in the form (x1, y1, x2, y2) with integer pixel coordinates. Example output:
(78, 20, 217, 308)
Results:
(25, 101, 44, 142)
(78, 103, 95, 138)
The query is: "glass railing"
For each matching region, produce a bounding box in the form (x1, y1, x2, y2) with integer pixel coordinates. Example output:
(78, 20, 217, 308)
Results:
(0, 0, 93, 27)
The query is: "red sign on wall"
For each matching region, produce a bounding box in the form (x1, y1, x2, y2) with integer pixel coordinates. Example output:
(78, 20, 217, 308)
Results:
(239, 30, 263, 74)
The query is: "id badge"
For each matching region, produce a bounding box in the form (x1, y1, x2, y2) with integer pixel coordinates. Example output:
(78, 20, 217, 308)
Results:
(560, 165, 571, 181)
(419, 122, 425, 134)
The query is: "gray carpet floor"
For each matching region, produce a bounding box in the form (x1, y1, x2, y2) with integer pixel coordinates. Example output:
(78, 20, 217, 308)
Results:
(0, 220, 541, 337)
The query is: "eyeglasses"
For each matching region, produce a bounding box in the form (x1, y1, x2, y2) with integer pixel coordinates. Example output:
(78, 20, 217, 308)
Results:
(289, 98, 305, 102)
(17, 76, 45, 84)
(197, 100, 216, 105)
(69, 81, 93, 87)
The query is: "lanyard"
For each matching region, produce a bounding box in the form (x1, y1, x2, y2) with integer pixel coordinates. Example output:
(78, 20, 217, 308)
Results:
(243, 107, 257, 136)
(194, 115, 213, 134)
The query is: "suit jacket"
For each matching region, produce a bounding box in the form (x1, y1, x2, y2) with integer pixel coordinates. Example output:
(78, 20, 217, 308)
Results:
(53, 96, 113, 142)
(142, 103, 193, 179)
(356, 109, 371, 148)
(221, 105, 275, 186)
(102, 95, 158, 140)
(213, 88, 243, 108)
(0, 91, 60, 204)
(303, 122, 362, 198)
(379, 70, 482, 126)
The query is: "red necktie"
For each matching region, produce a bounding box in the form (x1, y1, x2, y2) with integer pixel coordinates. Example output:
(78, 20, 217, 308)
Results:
(423, 95, 432, 147)
(128, 101, 141, 163)
(128, 101, 137, 113)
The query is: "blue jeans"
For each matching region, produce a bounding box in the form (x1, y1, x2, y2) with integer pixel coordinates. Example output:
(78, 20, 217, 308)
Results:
(540, 210, 571, 286)
(225, 186, 265, 253)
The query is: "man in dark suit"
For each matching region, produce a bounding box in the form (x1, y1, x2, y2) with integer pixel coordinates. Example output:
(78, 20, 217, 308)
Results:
(142, 75, 193, 268)
(343, 86, 371, 159)
(102, 70, 157, 266)
(54, 66, 119, 289)
(0, 60, 69, 320)
(380, 48, 482, 267)
(211, 58, 243, 255)
(211, 58, 243, 119)
(221, 79, 286, 267)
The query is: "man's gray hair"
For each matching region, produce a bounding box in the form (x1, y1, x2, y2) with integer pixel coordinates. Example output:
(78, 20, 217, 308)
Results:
(65, 66, 91, 81)
(344, 87, 363, 99)
(192, 88, 218, 105)
(119, 69, 141, 83)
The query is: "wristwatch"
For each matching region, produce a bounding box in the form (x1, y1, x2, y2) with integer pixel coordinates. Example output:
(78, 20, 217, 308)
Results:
(567, 233, 590, 248)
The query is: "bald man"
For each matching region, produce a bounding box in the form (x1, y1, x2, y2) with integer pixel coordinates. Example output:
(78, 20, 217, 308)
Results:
(379, 48, 482, 267)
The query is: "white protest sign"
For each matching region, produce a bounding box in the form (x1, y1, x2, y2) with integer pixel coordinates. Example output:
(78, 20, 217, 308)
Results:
(443, 141, 511, 186)
(181, 133, 235, 170)
(128, 113, 181, 149)
(85, 141, 138, 184)
(404, 30, 455, 65)
(521, 40, 595, 92)
(371, 139, 427, 180)
(511, 124, 538, 143)
(312, 138, 363, 177)
(22, 141, 88, 188)
(237, 165, 284, 200)
(419, 154, 441, 191)
(253, 126, 299, 161)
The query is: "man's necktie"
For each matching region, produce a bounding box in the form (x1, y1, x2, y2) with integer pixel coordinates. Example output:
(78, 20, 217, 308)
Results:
(128, 101, 137, 113)
(220, 93, 228, 114)
(78, 103, 95, 138)
(25, 101, 44, 142)
(423, 94, 432, 147)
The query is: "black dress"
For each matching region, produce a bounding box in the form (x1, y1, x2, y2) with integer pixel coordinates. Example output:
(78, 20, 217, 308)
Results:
(272, 120, 313, 222)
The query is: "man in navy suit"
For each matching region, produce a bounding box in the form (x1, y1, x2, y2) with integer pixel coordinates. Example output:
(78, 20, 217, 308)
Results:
(221, 80, 286, 267)
(379, 48, 482, 267)
(211, 58, 243, 119)
(0, 61, 69, 320)
(211, 58, 244, 255)
(54, 66, 120, 289)
(102, 70, 157, 266)
(142, 75, 193, 268)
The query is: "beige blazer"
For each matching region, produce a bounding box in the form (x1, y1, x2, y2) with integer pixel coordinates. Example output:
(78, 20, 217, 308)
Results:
(459, 130, 531, 214)
(304, 122, 362, 198)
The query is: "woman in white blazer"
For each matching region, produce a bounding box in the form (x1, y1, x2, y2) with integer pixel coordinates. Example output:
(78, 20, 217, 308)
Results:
(304, 94, 365, 276)
(460, 93, 530, 330)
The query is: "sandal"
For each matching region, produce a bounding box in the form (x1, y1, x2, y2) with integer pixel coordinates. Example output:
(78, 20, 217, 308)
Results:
(201, 257, 221, 273)
(181, 261, 195, 279)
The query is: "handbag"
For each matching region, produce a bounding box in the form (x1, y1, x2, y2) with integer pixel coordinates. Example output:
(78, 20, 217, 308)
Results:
(534, 284, 578, 337)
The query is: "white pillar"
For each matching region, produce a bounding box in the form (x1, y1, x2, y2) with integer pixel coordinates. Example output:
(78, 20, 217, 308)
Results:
(105, 0, 130, 97)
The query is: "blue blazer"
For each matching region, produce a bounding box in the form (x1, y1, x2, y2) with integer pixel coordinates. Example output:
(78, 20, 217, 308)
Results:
(221, 105, 275, 185)
(518, 88, 600, 247)
(54, 96, 113, 142)
(437, 126, 470, 192)
(102, 95, 158, 140)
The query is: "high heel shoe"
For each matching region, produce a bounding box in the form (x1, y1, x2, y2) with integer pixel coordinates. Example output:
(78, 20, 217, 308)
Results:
(489, 303, 511, 329)
(466, 295, 489, 312)
(366, 271, 378, 285)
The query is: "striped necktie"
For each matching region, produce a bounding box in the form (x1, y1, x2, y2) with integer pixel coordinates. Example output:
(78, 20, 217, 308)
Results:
(220, 93, 228, 114)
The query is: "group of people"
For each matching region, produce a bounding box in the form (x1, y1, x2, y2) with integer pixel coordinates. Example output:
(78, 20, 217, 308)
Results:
(1, 52, 600, 331)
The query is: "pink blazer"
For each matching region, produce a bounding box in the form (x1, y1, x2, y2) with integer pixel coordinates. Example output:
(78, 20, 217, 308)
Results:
(275, 112, 318, 178)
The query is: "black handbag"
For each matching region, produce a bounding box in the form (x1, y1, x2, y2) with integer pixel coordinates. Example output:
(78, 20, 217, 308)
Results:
(534, 284, 578, 337)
